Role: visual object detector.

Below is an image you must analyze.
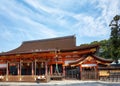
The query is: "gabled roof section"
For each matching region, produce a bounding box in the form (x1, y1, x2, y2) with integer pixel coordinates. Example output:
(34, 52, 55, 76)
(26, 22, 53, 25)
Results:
(69, 55, 113, 66)
(69, 55, 86, 65)
(0, 35, 76, 55)
(92, 55, 113, 63)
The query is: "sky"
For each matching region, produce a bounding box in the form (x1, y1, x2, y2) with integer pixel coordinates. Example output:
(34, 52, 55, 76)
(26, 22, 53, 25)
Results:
(0, 0, 120, 52)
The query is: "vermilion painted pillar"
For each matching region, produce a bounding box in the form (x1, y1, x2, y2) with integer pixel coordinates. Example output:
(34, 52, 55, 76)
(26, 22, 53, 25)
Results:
(50, 64, 53, 75)
(63, 65, 65, 77)
(19, 60, 22, 81)
(34, 59, 36, 75)
(17, 63, 20, 75)
(6, 61, 9, 76)
(20, 60, 21, 75)
(32, 62, 34, 75)
(80, 65, 82, 80)
(6, 61, 9, 81)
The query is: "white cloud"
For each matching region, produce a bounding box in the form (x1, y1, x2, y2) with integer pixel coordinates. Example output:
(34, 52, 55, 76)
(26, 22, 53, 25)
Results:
(0, 0, 60, 40)
(97, 0, 120, 24)
(0, 0, 120, 52)
(0, 26, 13, 41)
(73, 14, 107, 37)
(71, 0, 120, 38)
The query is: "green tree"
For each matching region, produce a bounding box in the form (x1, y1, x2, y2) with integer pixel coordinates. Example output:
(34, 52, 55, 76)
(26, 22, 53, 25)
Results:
(100, 40, 114, 59)
(109, 15, 120, 64)
(80, 40, 111, 59)
(91, 40, 112, 59)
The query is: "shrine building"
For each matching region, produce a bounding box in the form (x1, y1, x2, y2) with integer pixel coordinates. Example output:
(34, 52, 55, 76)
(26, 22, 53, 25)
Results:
(0, 35, 113, 82)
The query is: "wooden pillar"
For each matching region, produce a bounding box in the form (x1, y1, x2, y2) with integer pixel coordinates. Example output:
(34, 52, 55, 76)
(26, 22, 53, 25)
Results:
(19, 60, 22, 81)
(96, 65, 98, 80)
(20, 60, 21, 75)
(62, 57, 65, 77)
(34, 59, 36, 75)
(17, 63, 20, 75)
(45, 62, 48, 75)
(62, 65, 65, 77)
(50, 64, 53, 75)
(80, 65, 82, 80)
(32, 62, 34, 75)
(6, 61, 9, 81)
(6, 61, 9, 76)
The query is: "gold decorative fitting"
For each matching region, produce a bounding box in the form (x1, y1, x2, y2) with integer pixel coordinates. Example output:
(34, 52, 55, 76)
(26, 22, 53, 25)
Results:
(90, 48, 96, 52)
(16, 54, 20, 56)
(73, 51, 78, 53)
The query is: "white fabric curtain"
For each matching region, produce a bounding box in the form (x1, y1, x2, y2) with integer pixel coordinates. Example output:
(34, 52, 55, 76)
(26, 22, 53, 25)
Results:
(0, 63, 7, 68)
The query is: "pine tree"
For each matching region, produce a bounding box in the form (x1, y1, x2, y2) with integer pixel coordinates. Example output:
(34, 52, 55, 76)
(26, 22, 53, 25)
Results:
(109, 15, 120, 64)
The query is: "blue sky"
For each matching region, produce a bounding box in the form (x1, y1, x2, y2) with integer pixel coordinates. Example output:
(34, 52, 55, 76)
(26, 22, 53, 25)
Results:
(0, 0, 120, 52)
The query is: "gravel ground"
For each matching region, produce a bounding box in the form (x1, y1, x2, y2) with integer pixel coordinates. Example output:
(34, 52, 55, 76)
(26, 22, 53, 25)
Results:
(0, 80, 120, 86)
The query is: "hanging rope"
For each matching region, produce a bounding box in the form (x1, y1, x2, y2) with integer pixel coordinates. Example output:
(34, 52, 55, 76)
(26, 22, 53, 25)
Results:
(55, 62, 59, 74)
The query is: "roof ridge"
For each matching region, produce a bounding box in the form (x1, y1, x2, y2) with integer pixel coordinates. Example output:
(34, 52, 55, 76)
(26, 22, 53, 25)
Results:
(23, 35, 75, 43)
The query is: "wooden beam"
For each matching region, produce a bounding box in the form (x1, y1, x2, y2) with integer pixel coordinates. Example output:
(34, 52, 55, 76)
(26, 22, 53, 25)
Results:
(0, 49, 94, 61)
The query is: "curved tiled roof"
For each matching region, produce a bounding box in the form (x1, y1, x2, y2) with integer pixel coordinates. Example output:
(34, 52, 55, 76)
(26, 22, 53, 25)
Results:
(92, 55, 113, 63)
(69, 55, 86, 65)
(0, 35, 99, 56)
(0, 35, 76, 55)
(69, 55, 113, 65)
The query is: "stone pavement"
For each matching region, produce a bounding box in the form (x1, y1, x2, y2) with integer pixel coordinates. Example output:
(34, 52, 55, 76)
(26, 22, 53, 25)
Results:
(0, 80, 120, 86)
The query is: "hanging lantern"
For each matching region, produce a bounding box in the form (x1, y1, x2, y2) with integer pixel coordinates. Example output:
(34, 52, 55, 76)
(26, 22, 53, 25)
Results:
(27, 63, 30, 66)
